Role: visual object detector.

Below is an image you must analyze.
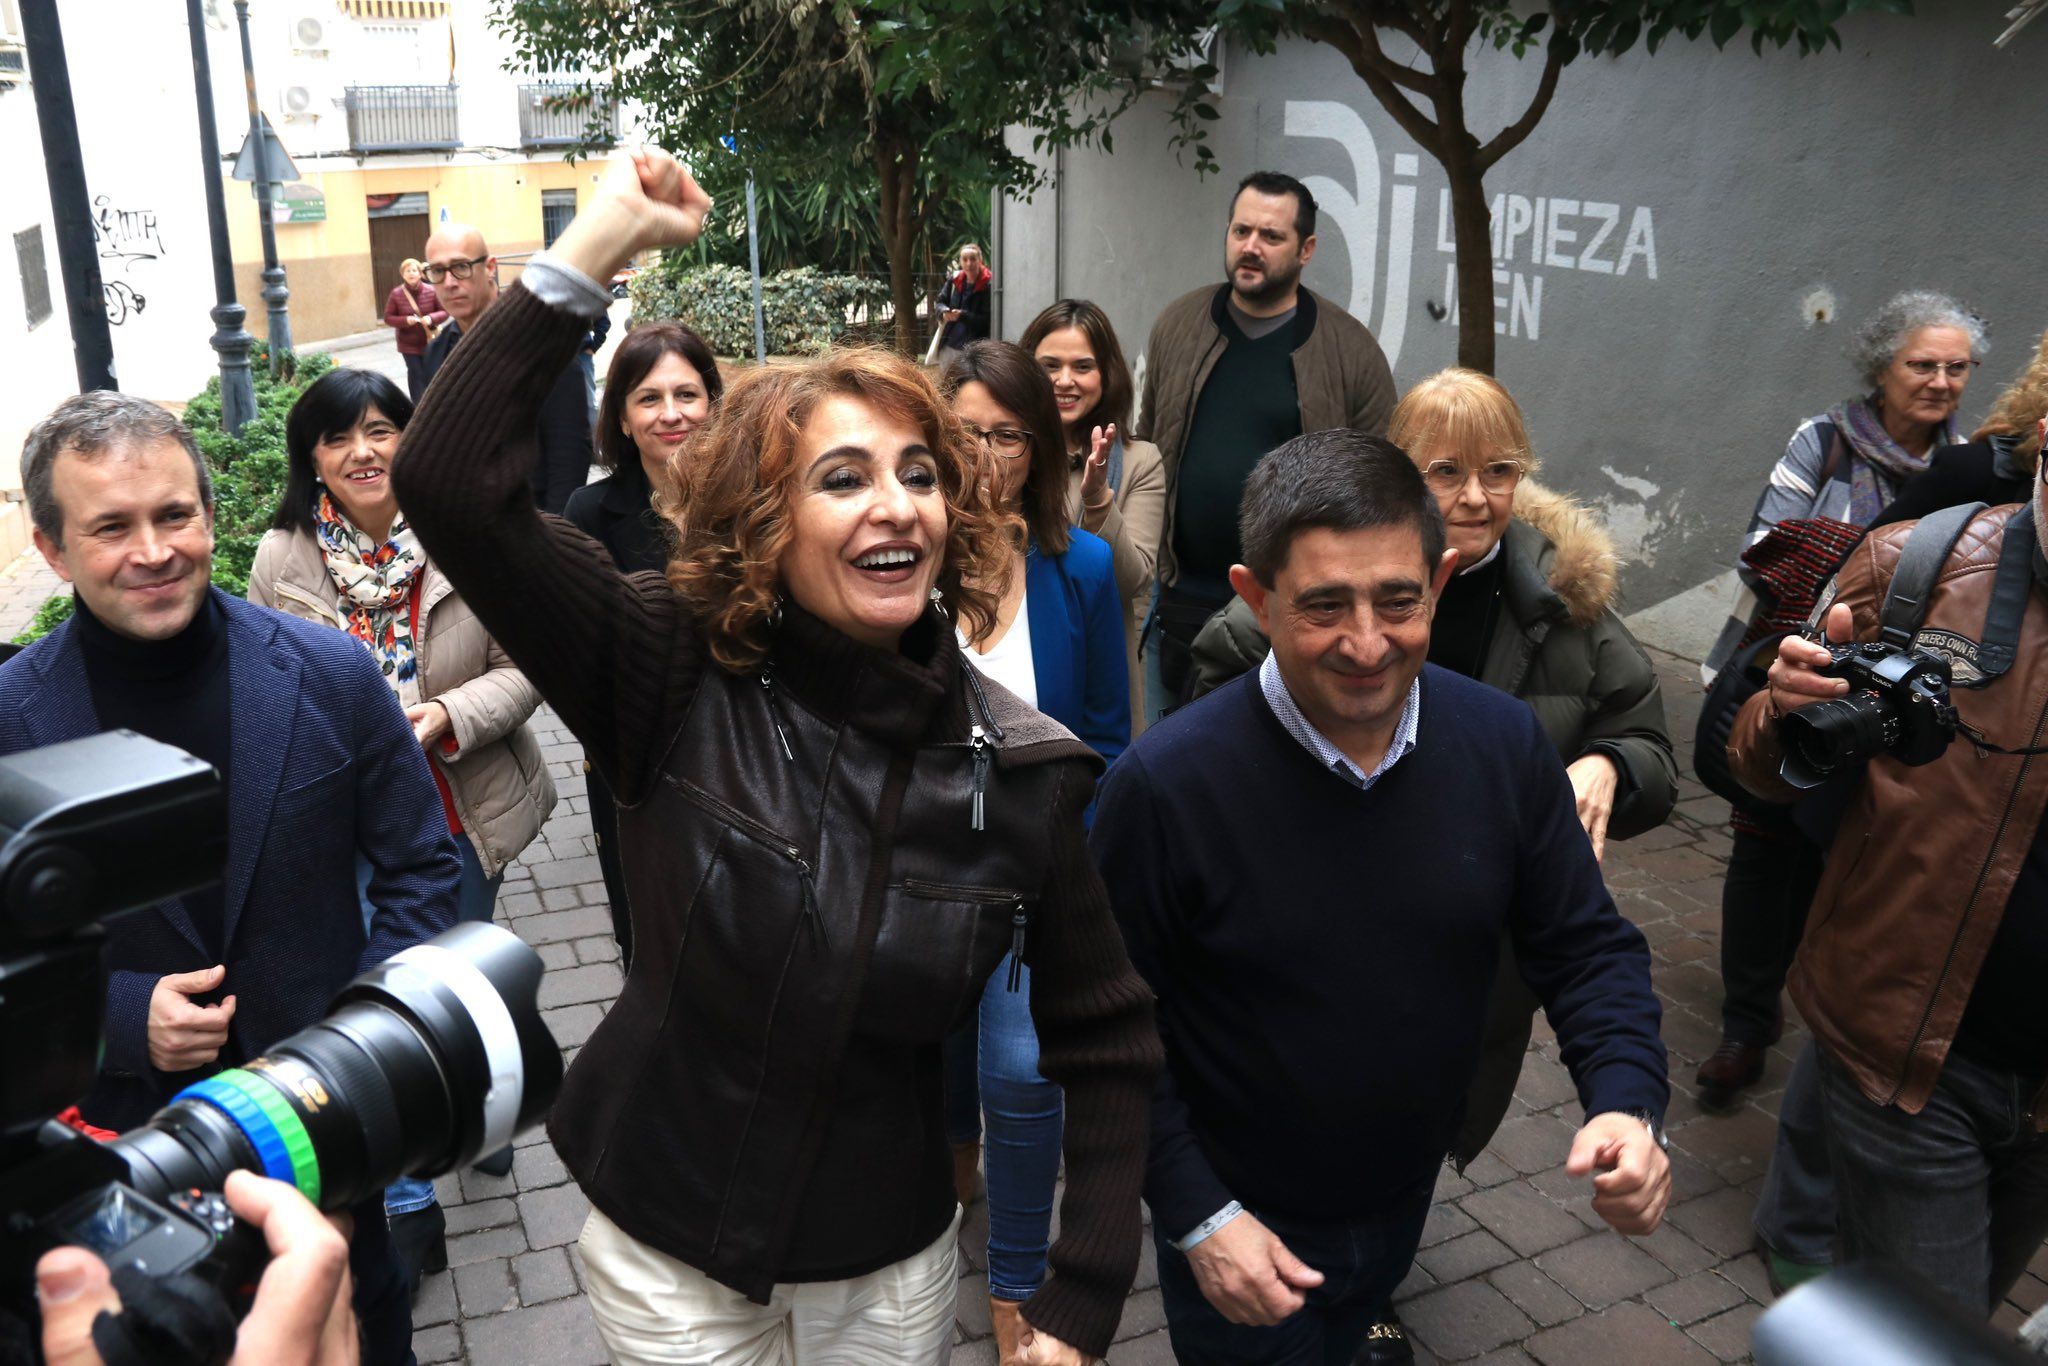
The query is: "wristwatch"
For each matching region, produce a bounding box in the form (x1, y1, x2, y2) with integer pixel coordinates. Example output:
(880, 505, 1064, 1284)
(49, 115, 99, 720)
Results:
(1612, 1107, 1669, 1150)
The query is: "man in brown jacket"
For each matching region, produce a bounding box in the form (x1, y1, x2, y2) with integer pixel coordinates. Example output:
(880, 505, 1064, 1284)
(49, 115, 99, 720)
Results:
(1728, 442, 2048, 1316)
(1135, 171, 1396, 718)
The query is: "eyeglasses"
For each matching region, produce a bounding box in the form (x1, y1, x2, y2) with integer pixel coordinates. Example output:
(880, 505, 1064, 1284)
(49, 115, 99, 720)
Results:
(1899, 359, 1978, 380)
(1422, 459, 1525, 494)
(422, 256, 488, 284)
(963, 423, 1032, 458)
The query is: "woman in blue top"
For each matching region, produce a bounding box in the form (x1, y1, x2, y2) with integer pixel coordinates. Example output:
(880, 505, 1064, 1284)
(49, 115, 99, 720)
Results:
(942, 340, 1130, 1360)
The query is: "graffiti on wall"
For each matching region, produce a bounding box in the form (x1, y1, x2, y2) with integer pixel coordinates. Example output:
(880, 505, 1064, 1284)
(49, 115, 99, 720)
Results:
(92, 196, 165, 325)
(1281, 101, 1659, 366)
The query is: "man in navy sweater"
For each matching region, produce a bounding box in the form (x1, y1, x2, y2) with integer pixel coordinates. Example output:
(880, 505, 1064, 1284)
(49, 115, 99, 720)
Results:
(1090, 431, 1670, 1364)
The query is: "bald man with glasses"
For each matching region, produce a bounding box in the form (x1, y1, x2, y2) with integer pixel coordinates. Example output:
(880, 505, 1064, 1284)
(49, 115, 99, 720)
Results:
(421, 223, 595, 514)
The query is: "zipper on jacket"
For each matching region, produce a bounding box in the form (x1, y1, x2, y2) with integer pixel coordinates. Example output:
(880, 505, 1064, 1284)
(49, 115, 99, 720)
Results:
(899, 878, 1022, 904)
(1005, 899, 1029, 993)
(1885, 684, 2048, 1105)
(760, 667, 795, 762)
(661, 771, 822, 944)
(957, 655, 1005, 832)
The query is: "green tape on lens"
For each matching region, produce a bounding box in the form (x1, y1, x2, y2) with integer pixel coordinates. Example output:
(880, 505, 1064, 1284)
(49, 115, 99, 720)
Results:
(180, 1067, 322, 1205)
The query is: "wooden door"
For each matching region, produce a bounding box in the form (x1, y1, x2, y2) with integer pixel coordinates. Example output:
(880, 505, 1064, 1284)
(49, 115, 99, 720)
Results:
(368, 212, 432, 323)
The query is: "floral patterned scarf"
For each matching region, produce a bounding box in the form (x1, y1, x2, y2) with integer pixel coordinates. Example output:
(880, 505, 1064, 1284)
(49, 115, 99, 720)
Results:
(315, 490, 424, 697)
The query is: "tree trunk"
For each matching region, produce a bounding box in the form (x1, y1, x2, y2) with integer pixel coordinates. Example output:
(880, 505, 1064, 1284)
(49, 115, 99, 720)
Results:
(1441, 140, 1496, 374)
(875, 133, 922, 355)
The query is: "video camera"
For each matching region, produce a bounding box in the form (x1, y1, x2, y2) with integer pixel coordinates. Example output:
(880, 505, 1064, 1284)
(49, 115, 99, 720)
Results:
(1778, 640, 1959, 790)
(0, 730, 561, 1336)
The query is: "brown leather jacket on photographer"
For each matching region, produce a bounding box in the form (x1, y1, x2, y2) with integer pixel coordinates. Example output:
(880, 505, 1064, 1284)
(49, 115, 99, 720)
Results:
(1728, 505, 2048, 1120)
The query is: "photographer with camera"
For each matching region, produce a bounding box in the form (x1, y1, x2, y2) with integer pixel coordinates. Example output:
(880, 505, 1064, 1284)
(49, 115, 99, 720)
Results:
(1727, 424, 2048, 1317)
(36, 1172, 356, 1366)
(0, 392, 462, 1364)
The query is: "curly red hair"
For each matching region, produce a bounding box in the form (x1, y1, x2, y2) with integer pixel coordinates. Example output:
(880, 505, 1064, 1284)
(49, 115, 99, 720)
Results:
(667, 347, 1016, 672)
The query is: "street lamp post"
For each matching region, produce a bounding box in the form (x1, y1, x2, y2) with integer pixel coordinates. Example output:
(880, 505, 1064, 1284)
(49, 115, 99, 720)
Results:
(184, 0, 256, 433)
(233, 0, 290, 368)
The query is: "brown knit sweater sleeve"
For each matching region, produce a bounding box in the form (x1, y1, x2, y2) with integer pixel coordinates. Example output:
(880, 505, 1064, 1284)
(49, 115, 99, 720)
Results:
(391, 282, 700, 801)
(1021, 761, 1165, 1357)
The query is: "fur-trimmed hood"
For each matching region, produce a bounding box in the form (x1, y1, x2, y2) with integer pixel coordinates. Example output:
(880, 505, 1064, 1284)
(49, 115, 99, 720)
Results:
(1510, 479, 1621, 627)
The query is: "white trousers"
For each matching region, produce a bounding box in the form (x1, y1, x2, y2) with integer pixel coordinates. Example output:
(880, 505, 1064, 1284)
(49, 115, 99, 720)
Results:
(578, 1206, 962, 1366)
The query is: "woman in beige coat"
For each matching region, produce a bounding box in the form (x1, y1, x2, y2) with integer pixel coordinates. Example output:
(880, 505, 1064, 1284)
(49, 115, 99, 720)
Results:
(249, 366, 557, 1283)
(1023, 299, 1166, 733)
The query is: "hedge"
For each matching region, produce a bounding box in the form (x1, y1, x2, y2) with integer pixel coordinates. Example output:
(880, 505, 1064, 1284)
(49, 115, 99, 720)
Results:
(629, 261, 892, 357)
(11, 342, 333, 646)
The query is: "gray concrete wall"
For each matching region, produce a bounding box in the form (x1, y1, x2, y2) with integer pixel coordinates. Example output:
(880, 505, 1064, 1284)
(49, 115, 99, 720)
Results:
(997, 4, 2041, 648)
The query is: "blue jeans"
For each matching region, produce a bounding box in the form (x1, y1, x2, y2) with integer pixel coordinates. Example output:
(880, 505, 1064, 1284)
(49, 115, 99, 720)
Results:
(1755, 1041, 1836, 1266)
(1153, 1181, 1435, 1365)
(358, 836, 502, 1216)
(1819, 1043, 2048, 1313)
(943, 960, 1064, 1301)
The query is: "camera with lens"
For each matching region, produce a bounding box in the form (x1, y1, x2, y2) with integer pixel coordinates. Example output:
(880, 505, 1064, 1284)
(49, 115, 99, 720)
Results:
(0, 730, 561, 1342)
(1778, 639, 1960, 790)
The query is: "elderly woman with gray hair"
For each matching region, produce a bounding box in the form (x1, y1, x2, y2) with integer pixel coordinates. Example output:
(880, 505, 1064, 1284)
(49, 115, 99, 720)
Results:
(1703, 289, 1984, 1295)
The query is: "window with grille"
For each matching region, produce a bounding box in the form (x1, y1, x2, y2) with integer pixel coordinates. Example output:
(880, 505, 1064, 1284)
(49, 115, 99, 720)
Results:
(15, 225, 51, 329)
(541, 189, 577, 248)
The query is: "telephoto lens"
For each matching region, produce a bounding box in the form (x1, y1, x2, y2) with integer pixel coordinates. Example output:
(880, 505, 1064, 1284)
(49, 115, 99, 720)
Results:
(106, 922, 561, 1212)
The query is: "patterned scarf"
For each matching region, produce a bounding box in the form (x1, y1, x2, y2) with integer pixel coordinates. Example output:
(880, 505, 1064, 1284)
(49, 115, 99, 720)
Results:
(315, 489, 425, 698)
(1829, 396, 1960, 526)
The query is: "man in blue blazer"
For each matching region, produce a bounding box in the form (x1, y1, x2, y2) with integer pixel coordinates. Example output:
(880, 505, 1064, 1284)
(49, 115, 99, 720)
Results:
(4, 391, 459, 1364)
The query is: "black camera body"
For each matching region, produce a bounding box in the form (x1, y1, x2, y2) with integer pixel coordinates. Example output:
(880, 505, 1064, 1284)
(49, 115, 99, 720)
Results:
(1778, 640, 1960, 790)
(0, 730, 562, 1353)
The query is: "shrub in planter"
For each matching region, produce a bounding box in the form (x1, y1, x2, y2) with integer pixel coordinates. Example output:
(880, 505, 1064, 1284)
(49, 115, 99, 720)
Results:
(630, 261, 890, 356)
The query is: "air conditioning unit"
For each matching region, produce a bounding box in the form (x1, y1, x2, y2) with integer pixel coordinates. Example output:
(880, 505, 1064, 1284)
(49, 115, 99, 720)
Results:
(292, 15, 328, 54)
(0, 44, 25, 89)
(278, 83, 320, 120)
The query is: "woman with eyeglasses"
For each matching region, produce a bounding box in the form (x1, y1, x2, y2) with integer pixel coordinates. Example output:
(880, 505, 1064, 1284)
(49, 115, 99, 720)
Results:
(1182, 368, 1674, 1359)
(941, 340, 1129, 1364)
(1695, 290, 1987, 1295)
(1703, 293, 1982, 1098)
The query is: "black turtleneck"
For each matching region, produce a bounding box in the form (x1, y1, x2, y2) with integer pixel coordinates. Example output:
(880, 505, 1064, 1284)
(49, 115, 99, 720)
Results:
(1427, 547, 1508, 680)
(75, 592, 233, 958)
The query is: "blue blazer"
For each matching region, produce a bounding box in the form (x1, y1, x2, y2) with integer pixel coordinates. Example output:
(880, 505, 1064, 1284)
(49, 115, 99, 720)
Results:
(0, 589, 460, 1129)
(1026, 528, 1131, 767)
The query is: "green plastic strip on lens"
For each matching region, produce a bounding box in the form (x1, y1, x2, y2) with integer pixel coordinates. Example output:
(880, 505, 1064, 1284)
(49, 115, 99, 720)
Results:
(215, 1067, 322, 1206)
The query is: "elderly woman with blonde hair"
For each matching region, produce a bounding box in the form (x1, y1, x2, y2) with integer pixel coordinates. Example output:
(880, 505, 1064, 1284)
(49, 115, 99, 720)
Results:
(381, 257, 446, 401)
(391, 147, 1160, 1366)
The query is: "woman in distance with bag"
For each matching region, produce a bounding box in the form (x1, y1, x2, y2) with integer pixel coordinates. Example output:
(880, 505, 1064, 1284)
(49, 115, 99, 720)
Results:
(382, 258, 446, 403)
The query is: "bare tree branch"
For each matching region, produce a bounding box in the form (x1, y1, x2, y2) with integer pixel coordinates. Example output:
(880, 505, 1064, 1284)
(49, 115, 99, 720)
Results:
(1301, 13, 1433, 95)
(1350, 16, 1443, 150)
(1475, 40, 1564, 171)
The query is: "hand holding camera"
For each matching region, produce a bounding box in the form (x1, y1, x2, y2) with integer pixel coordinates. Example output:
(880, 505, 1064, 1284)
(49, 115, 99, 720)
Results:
(36, 1172, 357, 1366)
(1767, 602, 1856, 718)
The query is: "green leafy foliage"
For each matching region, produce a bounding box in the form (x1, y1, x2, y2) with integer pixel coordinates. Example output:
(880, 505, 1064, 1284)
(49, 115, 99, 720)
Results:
(13, 344, 335, 645)
(630, 261, 892, 357)
(490, 0, 1215, 348)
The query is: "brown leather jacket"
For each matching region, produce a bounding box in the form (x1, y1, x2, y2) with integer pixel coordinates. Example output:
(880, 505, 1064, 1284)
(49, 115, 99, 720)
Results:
(1729, 505, 2048, 1117)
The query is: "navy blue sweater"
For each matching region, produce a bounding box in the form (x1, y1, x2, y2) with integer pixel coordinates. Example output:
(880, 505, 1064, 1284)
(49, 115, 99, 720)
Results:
(1090, 665, 1667, 1237)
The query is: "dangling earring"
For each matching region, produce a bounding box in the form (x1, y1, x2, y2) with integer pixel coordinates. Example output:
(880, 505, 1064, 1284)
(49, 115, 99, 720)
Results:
(928, 585, 946, 616)
(766, 593, 785, 630)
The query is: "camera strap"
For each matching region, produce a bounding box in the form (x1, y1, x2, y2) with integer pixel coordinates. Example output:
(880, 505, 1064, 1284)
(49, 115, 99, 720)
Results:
(1974, 511, 2036, 682)
(1878, 501, 1986, 649)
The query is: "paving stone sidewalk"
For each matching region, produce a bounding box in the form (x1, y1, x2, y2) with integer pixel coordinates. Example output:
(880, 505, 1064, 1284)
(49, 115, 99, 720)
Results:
(0, 549, 2037, 1366)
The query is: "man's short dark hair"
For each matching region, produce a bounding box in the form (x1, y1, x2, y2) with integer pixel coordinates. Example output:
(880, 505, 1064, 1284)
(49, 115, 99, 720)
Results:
(23, 391, 212, 547)
(1233, 171, 1317, 242)
(1238, 430, 1446, 587)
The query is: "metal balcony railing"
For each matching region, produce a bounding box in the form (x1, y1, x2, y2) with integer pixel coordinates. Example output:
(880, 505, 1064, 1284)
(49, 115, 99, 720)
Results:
(343, 84, 460, 154)
(518, 82, 617, 150)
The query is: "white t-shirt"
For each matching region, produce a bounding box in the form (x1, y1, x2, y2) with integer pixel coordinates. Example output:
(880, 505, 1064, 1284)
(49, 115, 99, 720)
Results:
(960, 582, 1037, 709)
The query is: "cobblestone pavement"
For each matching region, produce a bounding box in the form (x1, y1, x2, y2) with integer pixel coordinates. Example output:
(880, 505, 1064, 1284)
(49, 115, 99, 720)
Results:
(2, 547, 2040, 1365)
